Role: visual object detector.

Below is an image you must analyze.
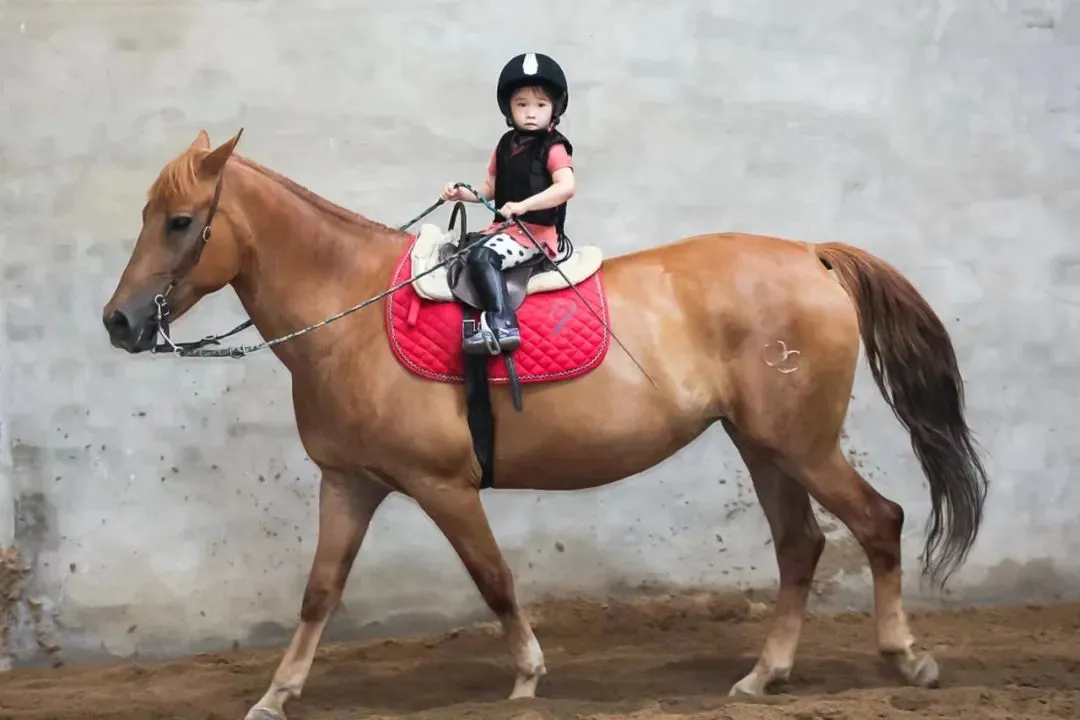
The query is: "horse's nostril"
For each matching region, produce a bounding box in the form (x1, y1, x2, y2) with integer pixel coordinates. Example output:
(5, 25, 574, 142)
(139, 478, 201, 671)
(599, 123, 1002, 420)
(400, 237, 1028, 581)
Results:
(105, 308, 132, 343)
(104, 301, 159, 353)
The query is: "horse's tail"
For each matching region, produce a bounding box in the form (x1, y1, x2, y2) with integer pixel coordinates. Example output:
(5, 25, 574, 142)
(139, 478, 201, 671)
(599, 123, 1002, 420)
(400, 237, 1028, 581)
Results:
(815, 241, 989, 588)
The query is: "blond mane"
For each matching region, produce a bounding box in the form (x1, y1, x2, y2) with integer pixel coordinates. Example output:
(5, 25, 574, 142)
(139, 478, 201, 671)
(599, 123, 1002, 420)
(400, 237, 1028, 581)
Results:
(148, 146, 204, 202)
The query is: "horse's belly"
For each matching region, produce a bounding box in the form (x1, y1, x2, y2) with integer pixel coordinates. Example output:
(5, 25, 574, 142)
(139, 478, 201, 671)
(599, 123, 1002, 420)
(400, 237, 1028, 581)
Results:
(489, 391, 718, 491)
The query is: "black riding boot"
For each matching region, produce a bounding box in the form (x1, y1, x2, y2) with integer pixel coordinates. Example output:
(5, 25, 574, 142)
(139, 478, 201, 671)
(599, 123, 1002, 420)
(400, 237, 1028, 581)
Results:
(462, 246, 521, 355)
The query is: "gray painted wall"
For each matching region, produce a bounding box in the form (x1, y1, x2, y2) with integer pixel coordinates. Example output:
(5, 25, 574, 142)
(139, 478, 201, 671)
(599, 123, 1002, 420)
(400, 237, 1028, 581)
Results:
(2, 0, 1079, 669)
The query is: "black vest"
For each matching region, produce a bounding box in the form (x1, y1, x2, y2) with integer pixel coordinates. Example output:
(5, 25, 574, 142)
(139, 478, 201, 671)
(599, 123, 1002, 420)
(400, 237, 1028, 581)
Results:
(492, 128, 573, 237)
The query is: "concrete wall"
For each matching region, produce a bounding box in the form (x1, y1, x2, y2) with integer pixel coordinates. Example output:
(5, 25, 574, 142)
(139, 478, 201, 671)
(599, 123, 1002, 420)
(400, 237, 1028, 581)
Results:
(2, 0, 1079, 669)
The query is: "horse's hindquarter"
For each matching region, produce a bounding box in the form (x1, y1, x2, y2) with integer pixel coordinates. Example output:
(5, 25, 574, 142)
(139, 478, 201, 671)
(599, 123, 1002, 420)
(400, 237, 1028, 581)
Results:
(658, 232, 862, 448)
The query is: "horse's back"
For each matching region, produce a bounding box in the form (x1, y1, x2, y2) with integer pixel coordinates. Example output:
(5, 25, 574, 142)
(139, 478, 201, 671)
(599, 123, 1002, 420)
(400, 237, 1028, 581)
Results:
(602, 231, 844, 321)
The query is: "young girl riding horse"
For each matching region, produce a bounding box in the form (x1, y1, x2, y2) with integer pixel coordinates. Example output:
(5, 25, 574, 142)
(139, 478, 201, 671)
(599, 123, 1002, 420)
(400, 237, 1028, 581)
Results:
(440, 52, 576, 355)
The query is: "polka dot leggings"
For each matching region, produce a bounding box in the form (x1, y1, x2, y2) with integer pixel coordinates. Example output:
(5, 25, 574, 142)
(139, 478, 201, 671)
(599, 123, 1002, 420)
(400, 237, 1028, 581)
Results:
(479, 232, 543, 269)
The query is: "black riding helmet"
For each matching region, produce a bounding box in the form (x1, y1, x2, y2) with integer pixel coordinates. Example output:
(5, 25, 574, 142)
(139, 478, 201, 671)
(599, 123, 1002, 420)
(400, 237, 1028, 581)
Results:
(496, 53, 569, 126)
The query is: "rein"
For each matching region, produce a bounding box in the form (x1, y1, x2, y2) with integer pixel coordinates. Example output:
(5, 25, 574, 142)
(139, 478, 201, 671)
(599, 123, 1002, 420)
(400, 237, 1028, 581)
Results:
(151, 179, 655, 390)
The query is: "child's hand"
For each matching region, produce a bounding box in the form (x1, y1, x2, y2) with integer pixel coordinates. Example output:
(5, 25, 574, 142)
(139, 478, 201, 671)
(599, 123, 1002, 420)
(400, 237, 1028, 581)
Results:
(440, 183, 460, 202)
(499, 201, 527, 218)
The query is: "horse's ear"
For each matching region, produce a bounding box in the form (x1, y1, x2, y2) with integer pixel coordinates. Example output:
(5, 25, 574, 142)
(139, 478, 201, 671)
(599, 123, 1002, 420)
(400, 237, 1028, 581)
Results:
(190, 129, 211, 151)
(199, 128, 244, 178)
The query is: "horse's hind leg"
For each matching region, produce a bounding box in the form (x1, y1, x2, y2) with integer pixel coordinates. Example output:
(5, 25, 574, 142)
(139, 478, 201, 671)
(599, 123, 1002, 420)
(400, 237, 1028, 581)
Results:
(786, 445, 939, 688)
(725, 427, 826, 696)
(412, 477, 545, 698)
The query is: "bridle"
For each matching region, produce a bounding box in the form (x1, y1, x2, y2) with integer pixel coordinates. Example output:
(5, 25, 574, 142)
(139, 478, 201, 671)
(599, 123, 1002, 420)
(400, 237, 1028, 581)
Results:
(150, 168, 245, 356)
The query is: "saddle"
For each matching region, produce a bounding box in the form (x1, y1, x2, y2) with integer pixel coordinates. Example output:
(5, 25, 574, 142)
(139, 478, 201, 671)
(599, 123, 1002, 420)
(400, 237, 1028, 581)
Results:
(408, 222, 603, 309)
(405, 220, 604, 489)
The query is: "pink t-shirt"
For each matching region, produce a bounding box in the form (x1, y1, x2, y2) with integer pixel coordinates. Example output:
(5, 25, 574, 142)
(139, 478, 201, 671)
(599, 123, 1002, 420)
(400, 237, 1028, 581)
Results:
(482, 139, 573, 258)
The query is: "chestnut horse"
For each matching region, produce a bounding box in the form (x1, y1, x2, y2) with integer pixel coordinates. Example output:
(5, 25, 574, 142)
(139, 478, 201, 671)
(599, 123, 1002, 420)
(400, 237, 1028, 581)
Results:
(102, 129, 987, 720)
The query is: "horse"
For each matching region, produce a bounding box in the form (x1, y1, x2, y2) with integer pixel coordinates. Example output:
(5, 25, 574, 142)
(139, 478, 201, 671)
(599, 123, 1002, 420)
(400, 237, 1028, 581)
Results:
(101, 129, 988, 720)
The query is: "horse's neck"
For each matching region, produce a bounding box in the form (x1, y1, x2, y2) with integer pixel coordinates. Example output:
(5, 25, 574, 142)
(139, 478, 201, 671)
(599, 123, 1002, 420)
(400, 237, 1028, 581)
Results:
(227, 161, 403, 367)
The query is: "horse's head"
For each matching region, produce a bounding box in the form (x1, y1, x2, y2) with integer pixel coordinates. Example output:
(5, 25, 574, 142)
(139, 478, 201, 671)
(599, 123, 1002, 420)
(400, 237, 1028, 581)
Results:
(102, 129, 247, 353)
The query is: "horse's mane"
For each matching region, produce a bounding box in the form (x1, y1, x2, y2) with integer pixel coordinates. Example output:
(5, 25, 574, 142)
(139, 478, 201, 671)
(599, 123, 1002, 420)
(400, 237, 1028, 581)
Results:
(148, 146, 401, 235)
(148, 147, 203, 203)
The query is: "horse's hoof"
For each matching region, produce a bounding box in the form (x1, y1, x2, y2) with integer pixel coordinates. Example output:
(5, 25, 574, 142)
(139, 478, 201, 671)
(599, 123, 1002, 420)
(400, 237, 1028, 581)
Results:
(509, 675, 540, 700)
(244, 707, 286, 720)
(911, 653, 940, 688)
(728, 675, 765, 697)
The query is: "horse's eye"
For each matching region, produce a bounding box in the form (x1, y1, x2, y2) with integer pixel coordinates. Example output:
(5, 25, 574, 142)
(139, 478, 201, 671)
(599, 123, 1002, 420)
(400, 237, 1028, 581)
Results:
(167, 215, 193, 232)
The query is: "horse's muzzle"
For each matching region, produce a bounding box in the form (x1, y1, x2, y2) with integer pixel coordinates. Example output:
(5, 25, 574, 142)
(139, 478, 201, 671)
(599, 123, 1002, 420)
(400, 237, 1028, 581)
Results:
(103, 300, 158, 353)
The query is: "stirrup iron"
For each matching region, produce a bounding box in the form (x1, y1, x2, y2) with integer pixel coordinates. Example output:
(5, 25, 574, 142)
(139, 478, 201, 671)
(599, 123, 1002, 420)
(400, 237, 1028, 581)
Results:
(463, 313, 502, 356)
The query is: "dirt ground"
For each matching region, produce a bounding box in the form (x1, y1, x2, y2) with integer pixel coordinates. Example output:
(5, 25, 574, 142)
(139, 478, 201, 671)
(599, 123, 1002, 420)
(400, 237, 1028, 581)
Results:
(2, 592, 1079, 720)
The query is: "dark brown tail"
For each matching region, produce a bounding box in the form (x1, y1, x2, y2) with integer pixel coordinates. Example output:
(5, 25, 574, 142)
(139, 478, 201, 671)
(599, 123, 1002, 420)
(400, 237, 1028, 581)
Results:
(815, 242, 989, 588)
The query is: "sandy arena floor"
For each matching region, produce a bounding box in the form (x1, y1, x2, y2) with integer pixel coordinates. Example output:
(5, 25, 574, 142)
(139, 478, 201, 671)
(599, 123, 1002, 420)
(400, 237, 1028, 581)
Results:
(2, 592, 1078, 720)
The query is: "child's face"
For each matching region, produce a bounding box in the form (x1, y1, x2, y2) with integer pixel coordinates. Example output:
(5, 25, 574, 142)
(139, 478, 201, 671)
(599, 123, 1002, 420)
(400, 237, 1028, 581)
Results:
(510, 86, 554, 130)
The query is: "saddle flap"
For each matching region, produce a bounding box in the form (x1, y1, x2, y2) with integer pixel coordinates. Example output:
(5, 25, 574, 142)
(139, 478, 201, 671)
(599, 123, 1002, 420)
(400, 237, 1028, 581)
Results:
(447, 242, 543, 312)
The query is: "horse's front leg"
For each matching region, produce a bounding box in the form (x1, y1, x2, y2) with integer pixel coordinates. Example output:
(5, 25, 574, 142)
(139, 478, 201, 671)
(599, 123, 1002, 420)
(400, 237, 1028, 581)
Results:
(245, 470, 389, 720)
(412, 476, 546, 699)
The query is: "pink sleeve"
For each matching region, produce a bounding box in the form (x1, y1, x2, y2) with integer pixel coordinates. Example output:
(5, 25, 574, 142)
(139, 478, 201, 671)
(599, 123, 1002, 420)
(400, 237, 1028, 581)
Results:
(547, 143, 573, 174)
